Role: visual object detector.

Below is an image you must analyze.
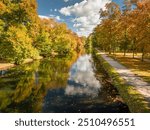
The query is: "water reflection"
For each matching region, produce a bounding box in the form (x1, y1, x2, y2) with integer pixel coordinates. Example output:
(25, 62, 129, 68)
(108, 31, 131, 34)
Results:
(65, 55, 101, 97)
(0, 55, 76, 112)
(0, 54, 129, 113)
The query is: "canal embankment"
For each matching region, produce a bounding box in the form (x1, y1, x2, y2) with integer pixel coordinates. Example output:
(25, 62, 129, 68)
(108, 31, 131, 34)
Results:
(0, 56, 43, 71)
(94, 49, 150, 113)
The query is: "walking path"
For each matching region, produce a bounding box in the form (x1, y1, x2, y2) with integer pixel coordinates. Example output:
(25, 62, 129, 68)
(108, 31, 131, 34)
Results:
(98, 52, 150, 102)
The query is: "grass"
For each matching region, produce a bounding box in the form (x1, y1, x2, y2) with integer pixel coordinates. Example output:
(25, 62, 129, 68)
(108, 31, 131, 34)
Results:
(109, 53, 150, 83)
(94, 50, 150, 113)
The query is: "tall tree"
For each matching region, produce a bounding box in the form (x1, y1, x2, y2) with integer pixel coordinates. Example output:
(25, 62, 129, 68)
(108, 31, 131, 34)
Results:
(98, 2, 121, 54)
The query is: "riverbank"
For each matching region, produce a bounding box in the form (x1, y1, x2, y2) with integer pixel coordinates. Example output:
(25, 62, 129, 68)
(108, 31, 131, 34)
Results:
(0, 56, 43, 71)
(0, 54, 130, 112)
(94, 49, 150, 112)
(0, 63, 15, 71)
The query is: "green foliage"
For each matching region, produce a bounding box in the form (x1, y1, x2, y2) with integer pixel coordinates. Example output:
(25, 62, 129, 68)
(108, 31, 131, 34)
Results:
(0, 54, 77, 112)
(35, 31, 52, 57)
(0, 25, 39, 64)
(0, 19, 4, 34)
(51, 34, 75, 56)
(85, 35, 92, 53)
(0, 0, 84, 64)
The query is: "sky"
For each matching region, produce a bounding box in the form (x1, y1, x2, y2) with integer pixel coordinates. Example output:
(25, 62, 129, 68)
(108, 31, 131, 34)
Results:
(37, 0, 124, 36)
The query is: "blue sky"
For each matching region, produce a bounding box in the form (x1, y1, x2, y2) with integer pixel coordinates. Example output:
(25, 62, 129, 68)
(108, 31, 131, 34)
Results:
(37, 0, 124, 36)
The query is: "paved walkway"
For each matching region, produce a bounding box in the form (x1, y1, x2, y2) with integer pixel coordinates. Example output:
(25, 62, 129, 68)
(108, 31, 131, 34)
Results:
(98, 52, 150, 102)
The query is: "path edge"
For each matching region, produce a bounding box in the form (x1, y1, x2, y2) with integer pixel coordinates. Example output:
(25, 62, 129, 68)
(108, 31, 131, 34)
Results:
(94, 49, 150, 113)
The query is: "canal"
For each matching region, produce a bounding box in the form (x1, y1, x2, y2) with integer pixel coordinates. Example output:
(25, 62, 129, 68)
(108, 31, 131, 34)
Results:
(0, 54, 129, 113)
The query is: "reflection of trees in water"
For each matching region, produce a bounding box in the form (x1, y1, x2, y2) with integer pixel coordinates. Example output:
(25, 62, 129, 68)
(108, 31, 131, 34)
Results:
(0, 54, 77, 112)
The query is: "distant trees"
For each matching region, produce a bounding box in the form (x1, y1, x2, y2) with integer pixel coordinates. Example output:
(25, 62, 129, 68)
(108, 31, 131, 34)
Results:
(36, 19, 84, 57)
(91, 0, 150, 61)
(0, 0, 84, 64)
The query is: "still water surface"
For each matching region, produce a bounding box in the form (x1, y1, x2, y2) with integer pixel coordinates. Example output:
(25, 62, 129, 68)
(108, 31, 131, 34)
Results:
(0, 54, 129, 112)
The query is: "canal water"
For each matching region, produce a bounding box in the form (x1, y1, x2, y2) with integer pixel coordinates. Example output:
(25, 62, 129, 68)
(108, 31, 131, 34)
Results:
(0, 54, 129, 113)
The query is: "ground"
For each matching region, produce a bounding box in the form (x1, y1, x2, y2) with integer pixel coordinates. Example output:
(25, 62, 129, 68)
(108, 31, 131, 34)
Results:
(95, 50, 150, 112)
(100, 52, 150, 101)
(109, 53, 150, 83)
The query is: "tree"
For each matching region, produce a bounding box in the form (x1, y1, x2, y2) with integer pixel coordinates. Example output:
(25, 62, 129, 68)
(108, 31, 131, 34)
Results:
(94, 2, 121, 54)
(0, 25, 39, 64)
(35, 30, 52, 57)
(0, 0, 85, 64)
(136, 0, 150, 61)
(91, 0, 149, 61)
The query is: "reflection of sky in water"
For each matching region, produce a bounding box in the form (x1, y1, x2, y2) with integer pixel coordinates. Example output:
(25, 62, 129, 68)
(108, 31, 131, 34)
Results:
(65, 55, 101, 97)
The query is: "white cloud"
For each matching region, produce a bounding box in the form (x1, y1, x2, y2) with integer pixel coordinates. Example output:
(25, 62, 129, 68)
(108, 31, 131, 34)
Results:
(59, 7, 71, 16)
(54, 9, 57, 12)
(65, 55, 101, 97)
(39, 15, 63, 22)
(64, 0, 69, 2)
(73, 23, 81, 27)
(60, 0, 111, 36)
(39, 15, 49, 19)
(55, 16, 61, 21)
(50, 15, 62, 21)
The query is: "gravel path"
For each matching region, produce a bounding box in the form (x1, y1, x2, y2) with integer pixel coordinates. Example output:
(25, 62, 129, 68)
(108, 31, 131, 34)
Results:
(98, 52, 150, 102)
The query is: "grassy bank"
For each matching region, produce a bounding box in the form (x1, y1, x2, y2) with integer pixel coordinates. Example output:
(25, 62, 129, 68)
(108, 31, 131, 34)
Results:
(94, 50, 150, 113)
(0, 63, 15, 71)
(0, 56, 43, 71)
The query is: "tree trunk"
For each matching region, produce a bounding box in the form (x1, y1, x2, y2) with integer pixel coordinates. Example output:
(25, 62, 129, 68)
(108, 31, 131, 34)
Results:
(109, 44, 111, 54)
(133, 50, 135, 58)
(109, 50, 111, 54)
(141, 46, 145, 62)
(124, 49, 126, 56)
(113, 47, 115, 54)
(132, 38, 136, 58)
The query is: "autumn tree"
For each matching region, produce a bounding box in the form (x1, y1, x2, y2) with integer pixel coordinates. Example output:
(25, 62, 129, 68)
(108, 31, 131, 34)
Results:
(0, 0, 85, 64)
(135, 0, 150, 61)
(95, 2, 121, 54)
(91, 0, 149, 61)
(0, 25, 39, 64)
